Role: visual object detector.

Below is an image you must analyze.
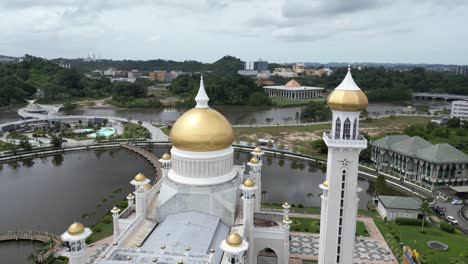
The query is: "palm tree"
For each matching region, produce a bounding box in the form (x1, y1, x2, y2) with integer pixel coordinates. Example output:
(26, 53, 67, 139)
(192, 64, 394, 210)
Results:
(419, 199, 431, 232)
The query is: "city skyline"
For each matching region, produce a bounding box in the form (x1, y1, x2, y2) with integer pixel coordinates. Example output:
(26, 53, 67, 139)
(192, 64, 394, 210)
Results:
(0, 0, 467, 64)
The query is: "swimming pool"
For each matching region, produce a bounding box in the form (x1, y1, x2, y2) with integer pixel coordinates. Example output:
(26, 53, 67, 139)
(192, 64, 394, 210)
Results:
(87, 127, 116, 138)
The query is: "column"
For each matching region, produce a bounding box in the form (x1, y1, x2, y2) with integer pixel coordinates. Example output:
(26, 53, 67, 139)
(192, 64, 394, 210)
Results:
(111, 207, 120, 242)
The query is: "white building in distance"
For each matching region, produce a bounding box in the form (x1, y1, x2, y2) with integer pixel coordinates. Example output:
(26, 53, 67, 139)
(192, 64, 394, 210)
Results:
(263, 79, 323, 100)
(451, 100, 468, 121)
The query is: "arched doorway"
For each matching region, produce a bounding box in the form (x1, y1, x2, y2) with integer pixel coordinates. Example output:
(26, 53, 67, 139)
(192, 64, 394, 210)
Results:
(257, 247, 278, 264)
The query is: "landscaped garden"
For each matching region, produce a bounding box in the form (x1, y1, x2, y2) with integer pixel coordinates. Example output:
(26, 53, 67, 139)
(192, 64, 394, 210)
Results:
(290, 217, 369, 237)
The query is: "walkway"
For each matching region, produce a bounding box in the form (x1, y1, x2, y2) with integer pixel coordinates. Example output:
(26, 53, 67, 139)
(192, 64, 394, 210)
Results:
(0, 230, 62, 259)
(120, 143, 162, 180)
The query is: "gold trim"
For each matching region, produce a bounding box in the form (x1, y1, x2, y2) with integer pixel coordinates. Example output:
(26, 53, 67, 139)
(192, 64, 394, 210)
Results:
(327, 90, 368, 111)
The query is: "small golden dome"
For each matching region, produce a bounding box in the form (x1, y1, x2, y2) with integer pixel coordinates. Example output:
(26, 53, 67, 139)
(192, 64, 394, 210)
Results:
(161, 244, 166, 249)
(254, 147, 262, 153)
(327, 68, 368, 112)
(143, 183, 152, 191)
(152, 257, 158, 262)
(250, 157, 259, 164)
(323, 180, 329, 187)
(243, 178, 255, 187)
(327, 89, 368, 111)
(127, 193, 134, 199)
(226, 232, 242, 247)
(111, 206, 119, 212)
(162, 153, 171, 160)
(170, 108, 234, 152)
(283, 202, 289, 207)
(210, 248, 215, 253)
(285, 79, 301, 87)
(126, 256, 132, 260)
(67, 222, 85, 236)
(134, 172, 147, 182)
(185, 246, 190, 251)
(284, 216, 290, 221)
(178, 261, 184, 264)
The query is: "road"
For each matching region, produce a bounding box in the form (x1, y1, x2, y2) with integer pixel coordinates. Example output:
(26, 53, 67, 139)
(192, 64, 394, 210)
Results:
(433, 198, 468, 233)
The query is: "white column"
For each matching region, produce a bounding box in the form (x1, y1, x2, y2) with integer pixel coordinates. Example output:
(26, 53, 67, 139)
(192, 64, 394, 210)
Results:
(111, 207, 120, 242)
(283, 216, 292, 264)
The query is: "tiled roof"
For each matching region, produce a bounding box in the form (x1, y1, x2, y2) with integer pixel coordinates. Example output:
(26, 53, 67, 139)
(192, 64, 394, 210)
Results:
(378, 196, 421, 210)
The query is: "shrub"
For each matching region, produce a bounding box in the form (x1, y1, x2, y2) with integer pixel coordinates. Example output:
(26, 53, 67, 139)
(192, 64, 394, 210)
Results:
(384, 217, 388, 224)
(395, 218, 425, 226)
(440, 222, 455, 233)
(102, 215, 113, 224)
(92, 226, 102, 233)
(297, 204, 304, 208)
(118, 200, 128, 209)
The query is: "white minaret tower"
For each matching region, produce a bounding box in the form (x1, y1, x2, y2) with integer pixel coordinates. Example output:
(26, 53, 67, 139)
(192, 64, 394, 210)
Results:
(130, 172, 150, 217)
(247, 155, 262, 212)
(318, 67, 368, 264)
(60, 222, 92, 264)
(159, 153, 172, 178)
(111, 206, 120, 242)
(240, 178, 257, 264)
(220, 232, 249, 264)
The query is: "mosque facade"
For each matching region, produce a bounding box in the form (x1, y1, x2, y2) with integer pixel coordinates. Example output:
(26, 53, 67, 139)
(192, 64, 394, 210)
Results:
(61, 70, 368, 264)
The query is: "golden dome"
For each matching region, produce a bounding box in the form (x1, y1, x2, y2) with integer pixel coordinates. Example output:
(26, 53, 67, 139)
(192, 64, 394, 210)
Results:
(243, 178, 255, 187)
(323, 180, 329, 187)
(143, 183, 152, 191)
(283, 202, 289, 207)
(250, 157, 259, 164)
(67, 222, 85, 236)
(127, 193, 134, 199)
(170, 108, 234, 152)
(134, 172, 147, 182)
(161, 153, 171, 160)
(111, 206, 120, 212)
(254, 147, 262, 153)
(327, 68, 368, 112)
(327, 89, 368, 111)
(226, 232, 242, 247)
(285, 79, 301, 87)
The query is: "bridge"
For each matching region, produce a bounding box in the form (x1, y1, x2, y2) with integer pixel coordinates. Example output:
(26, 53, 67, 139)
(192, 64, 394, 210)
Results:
(120, 143, 163, 181)
(412, 93, 468, 101)
(0, 230, 62, 260)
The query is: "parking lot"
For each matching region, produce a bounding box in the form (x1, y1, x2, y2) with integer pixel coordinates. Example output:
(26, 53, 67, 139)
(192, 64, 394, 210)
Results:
(433, 198, 468, 233)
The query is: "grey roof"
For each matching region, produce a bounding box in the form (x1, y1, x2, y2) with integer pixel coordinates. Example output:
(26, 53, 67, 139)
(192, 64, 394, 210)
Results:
(417, 143, 468, 163)
(372, 135, 468, 164)
(391, 136, 432, 156)
(451, 185, 468, 193)
(372, 135, 410, 149)
(378, 196, 421, 210)
(142, 211, 229, 263)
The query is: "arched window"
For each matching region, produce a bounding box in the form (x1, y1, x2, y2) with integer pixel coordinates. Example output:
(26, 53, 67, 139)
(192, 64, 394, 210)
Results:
(334, 117, 341, 139)
(353, 118, 358, 139)
(343, 118, 351, 139)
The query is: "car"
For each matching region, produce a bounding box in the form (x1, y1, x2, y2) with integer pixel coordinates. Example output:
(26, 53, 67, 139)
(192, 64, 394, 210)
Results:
(451, 200, 463, 205)
(446, 216, 458, 224)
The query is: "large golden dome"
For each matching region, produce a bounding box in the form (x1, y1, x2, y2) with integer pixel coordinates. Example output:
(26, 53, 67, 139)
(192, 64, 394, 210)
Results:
(170, 107, 234, 152)
(327, 67, 368, 112)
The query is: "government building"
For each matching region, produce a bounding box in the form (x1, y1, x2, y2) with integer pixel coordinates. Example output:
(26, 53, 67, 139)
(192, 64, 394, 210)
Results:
(371, 135, 468, 186)
(263, 80, 323, 100)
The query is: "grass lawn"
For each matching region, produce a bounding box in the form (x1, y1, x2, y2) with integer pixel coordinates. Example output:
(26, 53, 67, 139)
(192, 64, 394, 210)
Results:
(290, 217, 369, 236)
(262, 204, 377, 217)
(0, 141, 14, 151)
(86, 213, 114, 244)
(160, 126, 170, 136)
(120, 122, 150, 139)
(373, 217, 468, 263)
(6, 132, 28, 140)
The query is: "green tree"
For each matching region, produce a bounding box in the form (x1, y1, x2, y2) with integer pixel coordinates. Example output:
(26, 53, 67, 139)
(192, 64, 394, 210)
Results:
(306, 193, 314, 205)
(265, 117, 274, 125)
(248, 117, 257, 127)
(300, 101, 331, 122)
(375, 175, 387, 195)
(447, 117, 461, 128)
(19, 139, 33, 151)
(51, 136, 62, 148)
(419, 199, 431, 232)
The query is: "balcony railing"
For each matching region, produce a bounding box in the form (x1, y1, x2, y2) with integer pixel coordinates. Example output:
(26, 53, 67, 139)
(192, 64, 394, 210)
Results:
(323, 131, 367, 148)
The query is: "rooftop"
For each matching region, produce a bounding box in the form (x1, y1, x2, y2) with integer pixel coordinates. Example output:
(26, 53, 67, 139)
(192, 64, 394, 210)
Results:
(378, 196, 421, 210)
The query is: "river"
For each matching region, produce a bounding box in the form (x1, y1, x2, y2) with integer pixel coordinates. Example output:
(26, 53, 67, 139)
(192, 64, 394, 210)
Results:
(0, 101, 451, 125)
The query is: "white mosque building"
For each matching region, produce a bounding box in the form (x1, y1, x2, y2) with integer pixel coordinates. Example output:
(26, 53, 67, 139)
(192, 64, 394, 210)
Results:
(61, 69, 369, 264)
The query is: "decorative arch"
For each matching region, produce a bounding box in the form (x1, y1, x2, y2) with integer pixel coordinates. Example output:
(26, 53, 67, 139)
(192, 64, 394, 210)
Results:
(335, 117, 341, 139)
(353, 118, 358, 139)
(343, 118, 351, 139)
(257, 247, 278, 264)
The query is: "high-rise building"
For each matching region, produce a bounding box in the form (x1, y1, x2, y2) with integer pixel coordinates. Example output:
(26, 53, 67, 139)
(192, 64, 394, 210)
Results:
(128, 70, 142, 79)
(318, 67, 368, 264)
(253, 59, 268, 72)
(456, 66, 468, 76)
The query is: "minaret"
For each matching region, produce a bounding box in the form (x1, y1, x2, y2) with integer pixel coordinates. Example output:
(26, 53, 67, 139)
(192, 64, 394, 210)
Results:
(240, 178, 257, 264)
(318, 67, 368, 264)
(220, 232, 249, 264)
(60, 222, 92, 264)
(111, 206, 120, 242)
(247, 156, 262, 212)
(282, 215, 292, 264)
(159, 153, 172, 178)
(130, 172, 150, 217)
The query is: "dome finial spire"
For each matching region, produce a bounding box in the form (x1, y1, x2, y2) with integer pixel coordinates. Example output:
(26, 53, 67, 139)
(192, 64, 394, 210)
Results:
(195, 74, 209, 108)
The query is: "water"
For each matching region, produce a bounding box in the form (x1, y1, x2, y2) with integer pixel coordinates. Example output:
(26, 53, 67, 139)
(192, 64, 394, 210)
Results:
(0, 149, 156, 264)
(87, 127, 116, 138)
(0, 148, 403, 262)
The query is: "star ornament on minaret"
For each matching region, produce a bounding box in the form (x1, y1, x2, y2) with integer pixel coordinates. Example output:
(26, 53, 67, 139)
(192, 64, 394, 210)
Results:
(339, 158, 352, 168)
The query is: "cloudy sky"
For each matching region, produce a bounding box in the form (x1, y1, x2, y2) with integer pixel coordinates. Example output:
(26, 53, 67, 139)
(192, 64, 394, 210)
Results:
(0, 0, 467, 64)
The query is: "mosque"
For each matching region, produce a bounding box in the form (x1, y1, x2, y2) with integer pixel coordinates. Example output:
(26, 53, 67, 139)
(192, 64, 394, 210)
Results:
(60, 68, 368, 264)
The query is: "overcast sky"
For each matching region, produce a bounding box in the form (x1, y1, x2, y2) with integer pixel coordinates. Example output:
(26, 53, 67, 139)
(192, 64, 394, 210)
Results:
(0, 0, 467, 64)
